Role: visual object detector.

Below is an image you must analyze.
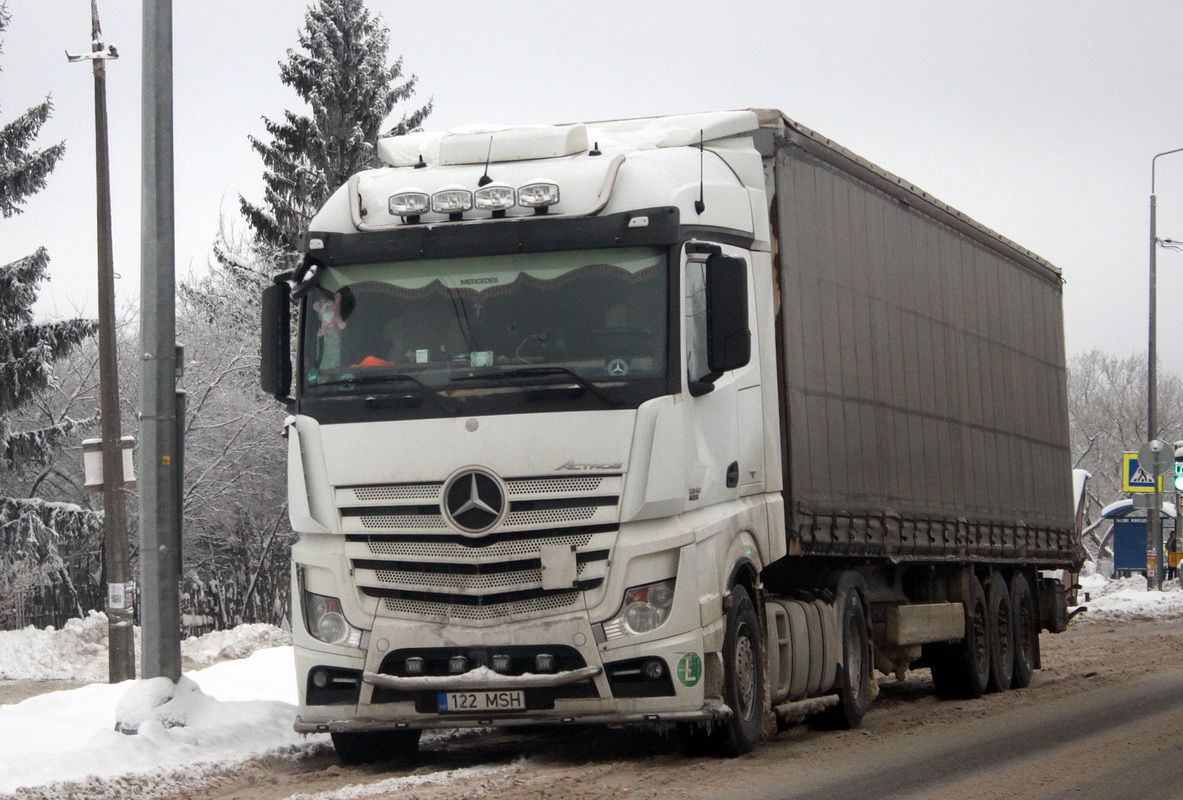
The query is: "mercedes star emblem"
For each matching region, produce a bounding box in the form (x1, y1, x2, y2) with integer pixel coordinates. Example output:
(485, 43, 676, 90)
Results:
(606, 358, 630, 377)
(443, 469, 506, 534)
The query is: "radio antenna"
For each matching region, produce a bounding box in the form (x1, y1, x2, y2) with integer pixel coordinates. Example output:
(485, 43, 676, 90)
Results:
(478, 136, 494, 187)
(695, 130, 706, 215)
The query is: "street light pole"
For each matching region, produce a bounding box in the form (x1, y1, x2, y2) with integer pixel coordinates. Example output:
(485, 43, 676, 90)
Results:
(67, 0, 134, 682)
(141, 0, 182, 682)
(1148, 146, 1183, 591)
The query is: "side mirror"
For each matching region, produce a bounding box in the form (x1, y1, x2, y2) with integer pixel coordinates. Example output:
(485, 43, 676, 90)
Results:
(706, 254, 751, 373)
(260, 282, 293, 401)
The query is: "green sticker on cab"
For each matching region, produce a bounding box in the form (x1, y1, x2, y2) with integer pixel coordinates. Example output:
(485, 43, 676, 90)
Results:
(676, 652, 702, 687)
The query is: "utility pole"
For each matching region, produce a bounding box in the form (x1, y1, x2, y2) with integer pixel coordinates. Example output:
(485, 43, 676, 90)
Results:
(141, 0, 182, 681)
(68, 0, 134, 683)
(1148, 146, 1183, 590)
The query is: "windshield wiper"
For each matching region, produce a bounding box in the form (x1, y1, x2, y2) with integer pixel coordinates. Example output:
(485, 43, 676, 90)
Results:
(452, 366, 615, 406)
(312, 373, 458, 414)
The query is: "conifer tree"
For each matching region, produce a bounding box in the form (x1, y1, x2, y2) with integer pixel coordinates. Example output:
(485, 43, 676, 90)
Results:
(239, 0, 432, 263)
(0, 3, 100, 627)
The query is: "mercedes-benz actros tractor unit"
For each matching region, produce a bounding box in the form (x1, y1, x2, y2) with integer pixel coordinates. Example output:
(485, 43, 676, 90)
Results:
(260, 109, 1079, 764)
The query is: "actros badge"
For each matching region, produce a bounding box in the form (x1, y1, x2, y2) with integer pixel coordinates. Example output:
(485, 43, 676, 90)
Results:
(442, 469, 507, 534)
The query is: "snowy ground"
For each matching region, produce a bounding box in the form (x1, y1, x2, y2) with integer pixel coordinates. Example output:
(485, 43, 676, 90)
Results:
(1, 571, 1180, 797)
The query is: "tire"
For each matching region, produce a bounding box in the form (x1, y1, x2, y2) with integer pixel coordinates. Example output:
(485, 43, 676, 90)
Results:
(680, 584, 765, 757)
(930, 573, 990, 700)
(1010, 573, 1037, 688)
(986, 572, 1013, 692)
(812, 585, 873, 730)
(331, 729, 421, 766)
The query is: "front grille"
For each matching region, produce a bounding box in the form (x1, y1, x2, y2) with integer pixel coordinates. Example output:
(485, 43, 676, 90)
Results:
(382, 591, 583, 620)
(340, 474, 621, 623)
(360, 514, 448, 529)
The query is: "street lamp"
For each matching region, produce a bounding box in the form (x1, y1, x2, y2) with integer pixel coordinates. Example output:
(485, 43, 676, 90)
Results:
(1147, 146, 1183, 590)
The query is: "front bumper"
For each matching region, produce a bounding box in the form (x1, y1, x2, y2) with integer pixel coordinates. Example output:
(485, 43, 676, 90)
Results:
(295, 704, 730, 734)
(295, 617, 717, 732)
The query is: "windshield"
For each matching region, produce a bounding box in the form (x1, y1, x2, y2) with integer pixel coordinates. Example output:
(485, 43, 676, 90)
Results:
(299, 247, 669, 412)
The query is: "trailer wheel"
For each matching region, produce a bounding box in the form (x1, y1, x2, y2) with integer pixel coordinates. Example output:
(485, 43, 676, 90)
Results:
(929, 573, 989, 700)
(1010, 573, 1037, 688)
(331, 729, 421, 766)
(680, 584, 764, 757)
(986, 572, 1013, 692)
(812, 585, 872, 730)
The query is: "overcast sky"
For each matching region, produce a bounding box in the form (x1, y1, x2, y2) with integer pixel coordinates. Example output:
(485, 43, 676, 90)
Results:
(3, 1, 1183, 370)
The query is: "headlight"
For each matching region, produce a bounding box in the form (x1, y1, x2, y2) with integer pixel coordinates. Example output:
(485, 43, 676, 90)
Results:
(303, 590, 368, 649)
(602, 579, 675, 640)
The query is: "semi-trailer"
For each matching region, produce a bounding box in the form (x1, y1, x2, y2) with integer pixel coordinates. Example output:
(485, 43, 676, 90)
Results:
(260, 108, 1080, 763)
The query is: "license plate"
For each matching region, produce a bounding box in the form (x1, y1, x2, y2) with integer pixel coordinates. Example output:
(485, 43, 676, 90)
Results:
(438, 689, 526, 713)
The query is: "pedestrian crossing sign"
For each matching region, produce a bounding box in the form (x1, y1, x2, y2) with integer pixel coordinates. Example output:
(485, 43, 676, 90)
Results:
(1123, 452, 1166, 493)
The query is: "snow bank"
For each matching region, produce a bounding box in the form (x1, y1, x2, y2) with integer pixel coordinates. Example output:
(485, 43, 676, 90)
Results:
(0, 611, 125, 682)
(0, 612, 291, 681)
(1073, 572, 1183, 625)
(0, 646, 320, 793)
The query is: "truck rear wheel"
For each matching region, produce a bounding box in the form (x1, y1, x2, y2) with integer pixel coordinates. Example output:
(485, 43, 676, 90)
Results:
(929, 573, 989, 700)
(986, 572, 1013, 692)
(1010, 573, 1037, 688)
(680, 584, 764, 757)
(331, 729, 421, 766)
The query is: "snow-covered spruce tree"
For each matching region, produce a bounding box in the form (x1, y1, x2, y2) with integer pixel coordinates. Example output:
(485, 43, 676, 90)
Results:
(164, 0, 431, 628)
(0, 3, 101, 629)
(239, 0, 432, 263)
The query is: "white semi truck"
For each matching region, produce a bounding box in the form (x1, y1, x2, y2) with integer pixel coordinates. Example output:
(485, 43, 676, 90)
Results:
(260, 109, 1080, 764)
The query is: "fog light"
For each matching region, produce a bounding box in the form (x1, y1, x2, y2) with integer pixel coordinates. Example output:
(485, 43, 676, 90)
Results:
(449, 655, 468, 674)
(517, 182, 559, 209)
(404, 657, 424, 675)
(431, 187, 473, 216)
(643, 659, 666, 680)
(474, 184, 515, 211)
(492, 654, 512, 672)
(311, 669, 329, 689)
(535, 653, 556, 672)
(389, 191, 429, 217)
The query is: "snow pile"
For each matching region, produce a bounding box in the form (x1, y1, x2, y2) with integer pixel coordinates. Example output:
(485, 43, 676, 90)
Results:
(0, 611, 128, 682)
(182, 623, 293, 668)
(0, 612, 291, 681)
(0, 646, 319, 793)
(1073, 572, 1183, 625)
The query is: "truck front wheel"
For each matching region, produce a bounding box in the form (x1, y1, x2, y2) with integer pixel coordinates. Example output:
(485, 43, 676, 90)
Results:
(331, 729, 421, 766)
(681, 584, 765, 757)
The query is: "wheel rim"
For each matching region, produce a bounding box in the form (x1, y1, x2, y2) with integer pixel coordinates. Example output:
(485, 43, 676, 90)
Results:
(846, 613, 864, 692)
(1018, 598, 1035, 665)
(974, 603, 989, 673)
(997, 602, 1011, 658)
(735, 623, 756, 718)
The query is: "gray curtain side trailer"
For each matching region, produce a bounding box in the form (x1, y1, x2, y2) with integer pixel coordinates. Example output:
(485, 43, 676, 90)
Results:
(754, 111, 1079, 690)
